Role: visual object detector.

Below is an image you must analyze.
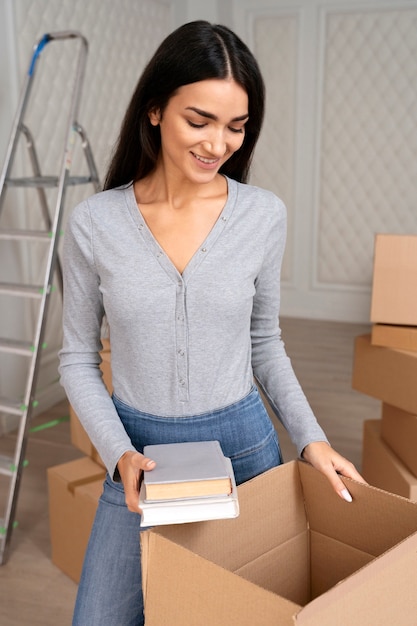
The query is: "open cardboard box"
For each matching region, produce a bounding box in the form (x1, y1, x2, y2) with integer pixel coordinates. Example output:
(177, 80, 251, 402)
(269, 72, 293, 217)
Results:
(141, 460, 417, 625)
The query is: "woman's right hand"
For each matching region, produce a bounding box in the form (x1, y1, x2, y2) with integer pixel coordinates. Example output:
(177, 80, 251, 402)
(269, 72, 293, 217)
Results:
(117, 450, 156, 513)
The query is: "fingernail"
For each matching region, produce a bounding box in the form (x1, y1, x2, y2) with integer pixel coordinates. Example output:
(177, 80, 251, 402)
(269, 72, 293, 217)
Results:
(341, 488, 352, 503)
(146, 459, 155, 467)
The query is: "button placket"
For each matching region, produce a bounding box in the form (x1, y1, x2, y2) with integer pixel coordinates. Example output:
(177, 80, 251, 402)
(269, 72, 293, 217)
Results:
(175, 279, 188, 401)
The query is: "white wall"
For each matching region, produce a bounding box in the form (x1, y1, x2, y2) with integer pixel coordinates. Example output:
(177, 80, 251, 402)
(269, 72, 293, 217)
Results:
(230, 0, 417, 322)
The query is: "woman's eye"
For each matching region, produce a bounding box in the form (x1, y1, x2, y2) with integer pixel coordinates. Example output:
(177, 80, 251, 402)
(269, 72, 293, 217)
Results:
(229, 127, 244, 134)
(187, 121, 205, 129)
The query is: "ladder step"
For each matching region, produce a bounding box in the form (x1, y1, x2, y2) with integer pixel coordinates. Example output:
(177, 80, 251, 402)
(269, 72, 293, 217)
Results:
(0, 397, 25, 417)
(0, 229, 52, 242)
(0, 283, 43, 298)
(6, 175, 95, 188)
(0, 455, 15, 478)
(0, 338, 34, 356)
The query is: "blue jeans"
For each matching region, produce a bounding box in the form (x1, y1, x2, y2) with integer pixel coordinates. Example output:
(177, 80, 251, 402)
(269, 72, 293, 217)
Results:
(72, 385, 282, 626)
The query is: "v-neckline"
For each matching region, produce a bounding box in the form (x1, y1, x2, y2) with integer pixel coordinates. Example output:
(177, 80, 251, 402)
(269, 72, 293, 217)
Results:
(126, 177, 236, 282)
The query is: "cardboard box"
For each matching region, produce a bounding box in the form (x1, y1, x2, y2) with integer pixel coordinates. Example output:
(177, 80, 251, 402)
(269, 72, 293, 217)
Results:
(370, 233, 417, 326)
(141, 460, 417, 625)
(69, 350, 112, 468)
(48, 456, 106, 583)
(352, 334, 417, 414)
(381, 404, 417, 477)
(371, 323, 417, 352)
(362, 419, 417, 501)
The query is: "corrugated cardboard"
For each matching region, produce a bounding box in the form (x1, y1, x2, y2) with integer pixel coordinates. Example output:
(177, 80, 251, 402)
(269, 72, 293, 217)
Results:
(141, 460, 417, 625)
(371, 323, 417, 352)
(362, 419, 417, 501)
(47, 456, 105, 583)
(352, 334, 417, 414)
(370, 233, 417, 325)
(381, 404, 417, 476)
(69, 350, 112, 468)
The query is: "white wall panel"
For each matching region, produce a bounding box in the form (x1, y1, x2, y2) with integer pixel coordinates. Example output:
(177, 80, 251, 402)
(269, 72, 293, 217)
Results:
(250, 12, 298, 283)
(317, 5, 417, 287)
(230, 0, 417, 322)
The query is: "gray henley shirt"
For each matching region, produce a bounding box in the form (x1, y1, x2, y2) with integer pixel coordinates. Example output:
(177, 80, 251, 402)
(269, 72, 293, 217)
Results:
(59, 176, 328, 478)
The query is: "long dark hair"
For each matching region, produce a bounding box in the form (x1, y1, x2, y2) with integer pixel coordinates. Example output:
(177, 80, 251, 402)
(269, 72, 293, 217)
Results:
(104, 20, 265, 189)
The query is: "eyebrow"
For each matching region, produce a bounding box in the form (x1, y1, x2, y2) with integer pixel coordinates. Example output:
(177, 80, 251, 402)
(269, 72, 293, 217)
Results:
(185, 106, 249, 122)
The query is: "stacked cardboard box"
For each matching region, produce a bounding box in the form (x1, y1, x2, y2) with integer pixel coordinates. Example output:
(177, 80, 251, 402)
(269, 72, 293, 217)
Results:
(370, 234, 417, 351)
(48, 338, 112, 582)
(352, 234, 417, 499)
(47, 457, 106, 583)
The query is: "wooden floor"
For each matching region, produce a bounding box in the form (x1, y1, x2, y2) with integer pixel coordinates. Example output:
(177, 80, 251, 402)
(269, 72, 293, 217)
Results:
(0, 318, 380, 626)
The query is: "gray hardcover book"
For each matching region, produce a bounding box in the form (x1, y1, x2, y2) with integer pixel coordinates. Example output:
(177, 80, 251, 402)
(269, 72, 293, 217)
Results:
(142, 440, 233, 501)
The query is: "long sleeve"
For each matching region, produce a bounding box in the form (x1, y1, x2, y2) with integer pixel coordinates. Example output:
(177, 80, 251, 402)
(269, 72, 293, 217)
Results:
(58, 198, 136, 479)
(250, 196, 329, 456)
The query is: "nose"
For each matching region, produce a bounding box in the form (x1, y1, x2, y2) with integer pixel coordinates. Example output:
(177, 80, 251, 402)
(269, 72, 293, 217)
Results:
(204, 128, 227, 157)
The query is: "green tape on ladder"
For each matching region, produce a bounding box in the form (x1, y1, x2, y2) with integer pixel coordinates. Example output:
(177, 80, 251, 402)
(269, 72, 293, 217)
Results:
(9, 460, 29, 473)
(0, 521, 17, 535)
(29, 415, 69, 433)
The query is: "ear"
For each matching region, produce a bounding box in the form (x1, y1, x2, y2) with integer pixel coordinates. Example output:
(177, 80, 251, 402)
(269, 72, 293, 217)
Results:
(148, 108, 161, 126)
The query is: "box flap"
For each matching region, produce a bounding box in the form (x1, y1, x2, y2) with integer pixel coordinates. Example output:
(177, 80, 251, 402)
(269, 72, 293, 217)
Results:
(295, 531, 417, 625)
(141, 532, 300, 626)
(154, 461, 307, 572)
(298, 460, 417, 555)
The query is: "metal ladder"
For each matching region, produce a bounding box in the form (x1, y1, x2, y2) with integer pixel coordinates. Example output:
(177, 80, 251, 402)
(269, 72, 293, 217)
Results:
(0, 31, 100, 564)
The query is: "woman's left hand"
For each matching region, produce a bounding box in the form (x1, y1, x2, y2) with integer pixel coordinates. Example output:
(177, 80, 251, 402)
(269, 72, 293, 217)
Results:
(301, 441, 367, 502)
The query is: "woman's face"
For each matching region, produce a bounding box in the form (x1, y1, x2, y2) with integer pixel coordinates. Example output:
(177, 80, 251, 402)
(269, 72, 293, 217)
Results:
(149, 78, 249, 184)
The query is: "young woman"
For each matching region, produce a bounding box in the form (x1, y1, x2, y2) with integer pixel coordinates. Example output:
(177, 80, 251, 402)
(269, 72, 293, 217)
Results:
(59, 20, 364, 626)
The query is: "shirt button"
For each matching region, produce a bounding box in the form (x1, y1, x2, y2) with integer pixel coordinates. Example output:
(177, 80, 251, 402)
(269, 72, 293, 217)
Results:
(179, 379, 185, 386)
(178, 349, 185, 356)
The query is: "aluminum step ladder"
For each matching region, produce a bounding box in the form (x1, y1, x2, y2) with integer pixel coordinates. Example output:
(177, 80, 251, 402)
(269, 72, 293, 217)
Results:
(0, 31, 100, 564)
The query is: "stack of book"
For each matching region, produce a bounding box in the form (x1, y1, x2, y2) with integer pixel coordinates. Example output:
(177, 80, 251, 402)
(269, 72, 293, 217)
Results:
(139, 440, 239, 526)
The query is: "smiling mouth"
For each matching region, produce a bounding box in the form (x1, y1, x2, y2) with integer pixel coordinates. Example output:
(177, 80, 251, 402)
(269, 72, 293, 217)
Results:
(191, 152, 219, 164)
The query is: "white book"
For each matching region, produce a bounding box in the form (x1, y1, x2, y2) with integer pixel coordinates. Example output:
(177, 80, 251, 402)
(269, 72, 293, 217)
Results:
(139, 457, 239, 527)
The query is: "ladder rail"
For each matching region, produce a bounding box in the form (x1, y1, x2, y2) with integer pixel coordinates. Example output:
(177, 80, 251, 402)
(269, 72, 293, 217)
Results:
(19, 123, 64, 295)
(0, 34, 49, 218)
(0, 30, 100, 565)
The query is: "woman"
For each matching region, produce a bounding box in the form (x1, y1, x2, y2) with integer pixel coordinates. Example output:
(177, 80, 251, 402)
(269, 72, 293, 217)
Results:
(59, 20, 364, 626)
